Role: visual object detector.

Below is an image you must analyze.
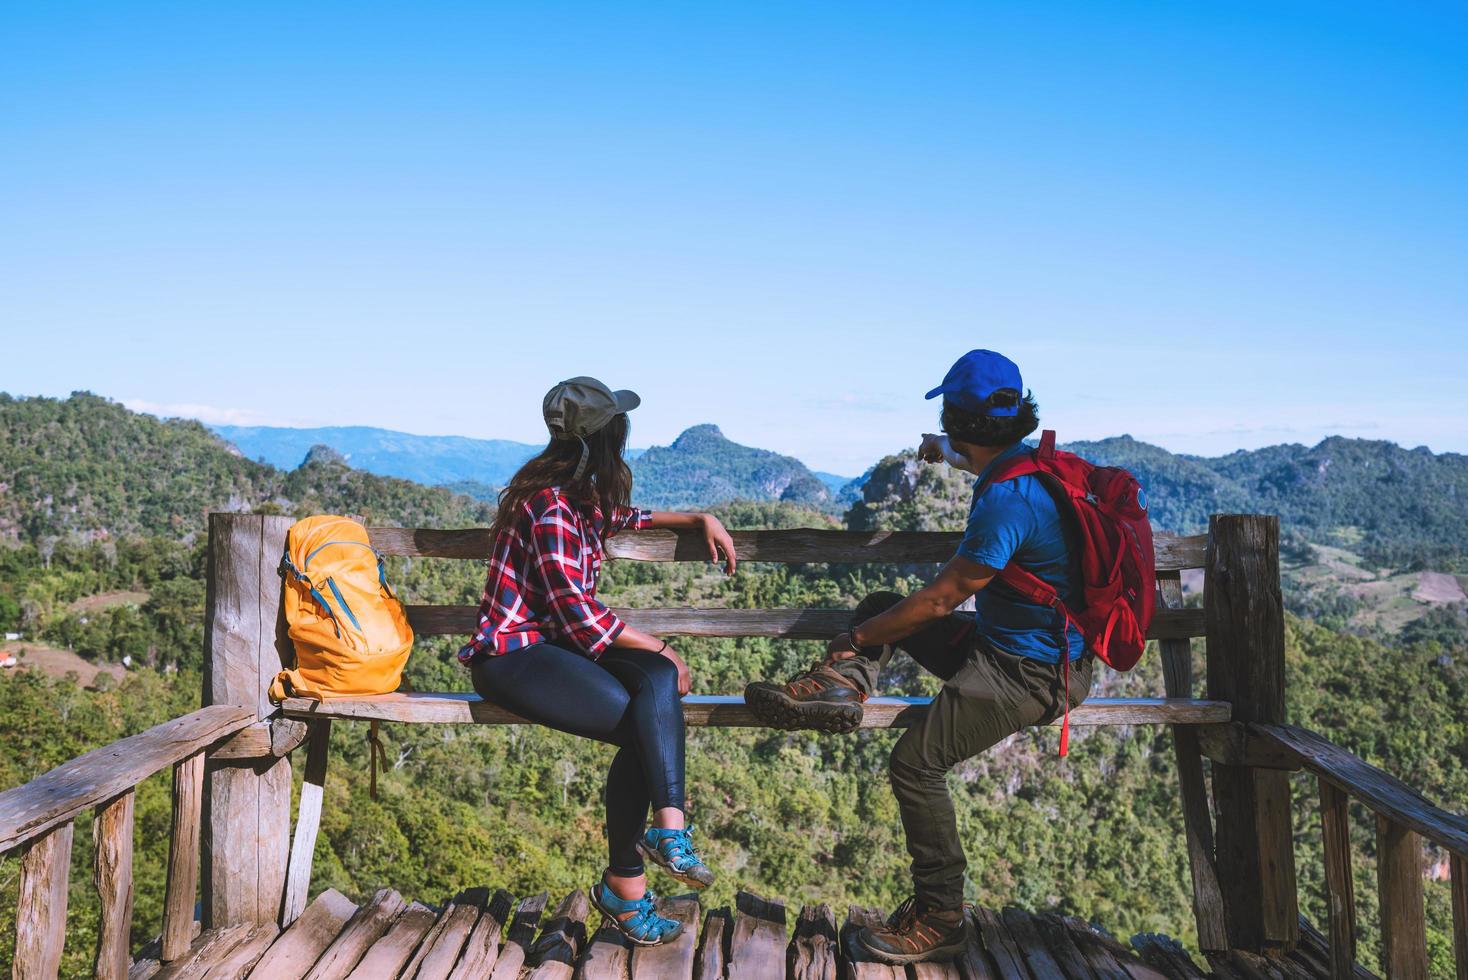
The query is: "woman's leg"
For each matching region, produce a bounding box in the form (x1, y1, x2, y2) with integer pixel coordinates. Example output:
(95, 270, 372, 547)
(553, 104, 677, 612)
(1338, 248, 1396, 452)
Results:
(597, 648, 687, 829)
(470, 644, 649, 889)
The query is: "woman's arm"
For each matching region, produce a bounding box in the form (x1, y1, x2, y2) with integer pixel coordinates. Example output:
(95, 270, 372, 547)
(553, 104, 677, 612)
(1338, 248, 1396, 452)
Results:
(644, 511, 738, 575)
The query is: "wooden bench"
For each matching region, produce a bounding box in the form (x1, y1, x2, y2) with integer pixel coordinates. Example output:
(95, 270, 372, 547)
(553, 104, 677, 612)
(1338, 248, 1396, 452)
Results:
(4, 510, 1465, 978)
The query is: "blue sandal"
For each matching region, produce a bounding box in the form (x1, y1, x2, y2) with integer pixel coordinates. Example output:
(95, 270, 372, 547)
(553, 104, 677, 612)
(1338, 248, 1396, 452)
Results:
(637, 826, 715, 889)
(590, 880, 683, 947)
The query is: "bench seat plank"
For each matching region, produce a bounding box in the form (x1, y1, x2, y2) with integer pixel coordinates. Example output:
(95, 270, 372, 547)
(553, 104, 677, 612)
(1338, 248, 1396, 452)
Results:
(404, 605, 1206, 640)
(281, 693, 1230, 728)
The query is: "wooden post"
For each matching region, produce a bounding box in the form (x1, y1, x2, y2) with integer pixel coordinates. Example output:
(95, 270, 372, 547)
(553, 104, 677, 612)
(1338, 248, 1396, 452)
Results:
(163, 751, 205, 959)
(1158, 571, 1229, 952)
(1375, 815, 1428, 980)
(93, 790, 135, 980)
(202, 513, 294, 929)
(1204, 514, 1298, 953)
(14, 821, 73, 980)
(1319, 780, 1356, 979)
(282, 719, 332, 927)
(1451, 854, 1468, 980)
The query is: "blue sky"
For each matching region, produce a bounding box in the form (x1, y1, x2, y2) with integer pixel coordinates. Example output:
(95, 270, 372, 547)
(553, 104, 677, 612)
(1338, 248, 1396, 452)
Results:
(3, 2, 1465, 474)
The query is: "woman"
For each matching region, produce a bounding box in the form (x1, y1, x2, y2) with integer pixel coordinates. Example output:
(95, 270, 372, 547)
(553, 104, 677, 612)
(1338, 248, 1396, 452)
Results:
(457, 376, 737, 946)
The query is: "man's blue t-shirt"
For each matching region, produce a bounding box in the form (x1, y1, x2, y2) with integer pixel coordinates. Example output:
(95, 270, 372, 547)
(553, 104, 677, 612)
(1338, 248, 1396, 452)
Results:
(956, 442, 1085, 664)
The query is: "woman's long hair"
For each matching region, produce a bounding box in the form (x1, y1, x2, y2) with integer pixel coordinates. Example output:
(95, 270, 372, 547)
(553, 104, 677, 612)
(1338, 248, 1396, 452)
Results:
(488, 413, 634, 546)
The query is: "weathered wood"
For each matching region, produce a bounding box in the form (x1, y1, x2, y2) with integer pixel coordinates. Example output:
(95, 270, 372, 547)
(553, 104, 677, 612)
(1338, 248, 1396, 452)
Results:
(1030, 912, 1100, 980)
(0, 705, 252, 854)
(402, 603, 1205, 640)
(414, 887, 490, 980)
(839, 907, 905, 980)
(153, 924, 257, 980)
(446, 888, 513, 980)
(210, 718, 309, 761)
(788, 904, 838, 980)
(1001, 907, 1066, 979)
(400, 894, 462, 979)
(163, 752, 206, 961)
(1062, 916, 1167, 980)
(14, 820, 73, 980)
(282, 692, 1230, 728)
(487, 891, 549, 980)
(1318, 781, 1356, 980)
(628, 894, 699, 979)
(526, 889, 591, 980)
(694, 907, 732, 980)
(1252, 723, 1468, 859)
(956, 909, 1001, 980)
(1159, 569, 1229, 955)
(245, 887, 356, 978)
(1205, 514, 1297, 954)
(1195, 723, 1301, 771)
(201, 925, 279, 979)
(577, 923, 631, 980)
(1130, 932, 1209, 979)
(282, 719, 332, 928)
(911, 960, 963, 980)
(129, 923, 202, 980)
(1374, 815, 1427, 980)
(205, 755, 292, 929)
(727, 891, 787, 980)
(969, 907, 1031, 980)
(304, 888, 407, 980)
(94, 790, 136, 980)
(1453, 854, 1468, 980)
(367, 525, 1207, 569)
(344, 901, 437, 980)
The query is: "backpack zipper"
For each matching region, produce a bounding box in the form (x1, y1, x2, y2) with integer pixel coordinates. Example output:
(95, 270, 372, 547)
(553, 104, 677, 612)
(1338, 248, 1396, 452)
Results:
(304, 539, 378, 570)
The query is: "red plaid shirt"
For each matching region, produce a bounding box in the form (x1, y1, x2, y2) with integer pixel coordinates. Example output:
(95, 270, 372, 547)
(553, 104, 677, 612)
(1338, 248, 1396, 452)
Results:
(457, 487, 652, 662)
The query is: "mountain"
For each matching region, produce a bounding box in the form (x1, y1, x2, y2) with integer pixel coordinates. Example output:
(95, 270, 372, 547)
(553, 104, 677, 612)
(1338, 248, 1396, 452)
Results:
(849, 434, 1468, 571)
(0, 394, 492, 543)
(628, 424, 833, 510)
(212, 424, 543, 488)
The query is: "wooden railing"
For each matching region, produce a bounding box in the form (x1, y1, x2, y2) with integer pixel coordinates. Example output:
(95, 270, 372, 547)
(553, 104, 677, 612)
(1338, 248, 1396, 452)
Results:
(1, 512, 1464, 977)
(0, 706, 256, 979)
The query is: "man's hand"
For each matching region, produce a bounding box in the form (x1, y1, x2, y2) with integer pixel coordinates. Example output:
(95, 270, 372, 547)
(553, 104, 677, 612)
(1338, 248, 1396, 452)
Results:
(700, 513, 737, 575)
(825, 631, 859, 663)
(918, 433, 946, 463)
(658, 642, 692, 695)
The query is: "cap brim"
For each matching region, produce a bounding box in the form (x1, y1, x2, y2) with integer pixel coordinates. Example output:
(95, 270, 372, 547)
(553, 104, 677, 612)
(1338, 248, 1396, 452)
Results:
(923, 384, 948, 401)
(613, 389, 641, 413)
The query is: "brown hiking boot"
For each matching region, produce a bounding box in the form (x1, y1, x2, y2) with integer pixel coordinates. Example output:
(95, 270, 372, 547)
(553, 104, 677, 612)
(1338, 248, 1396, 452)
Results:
(743, 662, 867, 733)
(857, 897, 968, 964)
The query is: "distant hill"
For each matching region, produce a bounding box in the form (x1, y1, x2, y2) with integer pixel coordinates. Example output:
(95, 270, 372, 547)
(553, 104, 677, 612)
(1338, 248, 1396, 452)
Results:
(212, 424, 543, 487)
(629, 424, 835, 510)
(849, 435, 1468, 571)
(0, 394, 492, 542)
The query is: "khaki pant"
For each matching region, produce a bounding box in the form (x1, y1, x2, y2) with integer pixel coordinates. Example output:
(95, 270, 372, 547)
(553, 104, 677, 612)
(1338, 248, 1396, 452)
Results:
(832, 591, 1092, 910)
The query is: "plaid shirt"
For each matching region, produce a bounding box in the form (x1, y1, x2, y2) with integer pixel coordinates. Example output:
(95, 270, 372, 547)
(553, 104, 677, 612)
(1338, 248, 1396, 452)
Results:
(457, 487, 652, 662)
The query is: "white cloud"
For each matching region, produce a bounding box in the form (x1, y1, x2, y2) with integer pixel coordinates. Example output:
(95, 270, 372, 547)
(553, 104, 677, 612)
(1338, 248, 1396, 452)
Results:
(119, 399, 310, 428)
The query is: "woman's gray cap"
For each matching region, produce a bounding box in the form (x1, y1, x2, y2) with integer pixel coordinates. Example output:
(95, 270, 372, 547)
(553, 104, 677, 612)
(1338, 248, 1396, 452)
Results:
(542, 376, 641, 440)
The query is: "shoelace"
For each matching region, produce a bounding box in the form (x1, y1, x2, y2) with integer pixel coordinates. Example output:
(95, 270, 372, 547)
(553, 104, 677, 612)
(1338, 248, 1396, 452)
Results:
(657, 827, 701, 868)
(602, 885, 674, 940)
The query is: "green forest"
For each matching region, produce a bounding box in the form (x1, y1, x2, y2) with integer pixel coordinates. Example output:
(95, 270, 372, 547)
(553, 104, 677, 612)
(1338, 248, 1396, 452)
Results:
(1, 393, 1465, 977)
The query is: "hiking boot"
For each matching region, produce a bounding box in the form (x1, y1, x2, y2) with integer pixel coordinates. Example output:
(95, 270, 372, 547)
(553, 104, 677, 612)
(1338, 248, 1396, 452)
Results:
(743, 662, 867, 733)
(637, 826, 715, 889)
(857, 897, 968, 964)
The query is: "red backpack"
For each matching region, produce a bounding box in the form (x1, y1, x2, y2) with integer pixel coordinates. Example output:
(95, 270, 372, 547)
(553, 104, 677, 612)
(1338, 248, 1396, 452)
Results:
(978, 430, 1157, 754)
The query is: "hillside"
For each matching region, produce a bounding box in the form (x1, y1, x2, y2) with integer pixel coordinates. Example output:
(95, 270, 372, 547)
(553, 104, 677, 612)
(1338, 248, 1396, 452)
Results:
(629, 424, 835, 510)
(0, 394, 493, 544)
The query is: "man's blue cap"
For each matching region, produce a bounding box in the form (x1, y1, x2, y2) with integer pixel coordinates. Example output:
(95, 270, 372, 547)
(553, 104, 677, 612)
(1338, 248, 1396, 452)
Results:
(924, 349, 1024, 416)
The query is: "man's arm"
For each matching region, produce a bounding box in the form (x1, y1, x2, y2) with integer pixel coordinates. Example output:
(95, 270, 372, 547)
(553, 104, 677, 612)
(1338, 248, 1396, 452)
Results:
(830, 555, 998, 658)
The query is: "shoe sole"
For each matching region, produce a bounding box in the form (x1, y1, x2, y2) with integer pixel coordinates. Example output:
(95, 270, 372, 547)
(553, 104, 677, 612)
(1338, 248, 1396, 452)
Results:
(744, 684, 863, 734)
(636, 840, 714, 890)
(857, 932, 967, 965)
(589, 888, 684, 947)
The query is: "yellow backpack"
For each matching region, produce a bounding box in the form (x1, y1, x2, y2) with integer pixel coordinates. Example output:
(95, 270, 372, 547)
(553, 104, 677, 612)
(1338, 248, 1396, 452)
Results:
(269, 515, 414, 701)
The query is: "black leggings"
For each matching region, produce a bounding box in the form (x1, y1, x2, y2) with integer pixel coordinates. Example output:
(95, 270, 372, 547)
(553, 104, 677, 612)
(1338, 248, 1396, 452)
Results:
(470, 643, 685, 877)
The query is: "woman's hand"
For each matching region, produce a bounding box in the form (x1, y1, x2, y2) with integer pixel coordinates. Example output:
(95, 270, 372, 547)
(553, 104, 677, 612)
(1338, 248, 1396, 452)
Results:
(699, 514, 737, 575)
(658, 642, 692, 695)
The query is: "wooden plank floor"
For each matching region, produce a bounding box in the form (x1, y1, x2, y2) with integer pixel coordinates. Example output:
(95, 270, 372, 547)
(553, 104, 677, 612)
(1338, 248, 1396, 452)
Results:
(130, 887, 1368, 980)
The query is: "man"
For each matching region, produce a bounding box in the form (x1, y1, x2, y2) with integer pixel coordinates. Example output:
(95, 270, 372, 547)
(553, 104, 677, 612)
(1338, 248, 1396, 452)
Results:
(745, 349, 1091, 964)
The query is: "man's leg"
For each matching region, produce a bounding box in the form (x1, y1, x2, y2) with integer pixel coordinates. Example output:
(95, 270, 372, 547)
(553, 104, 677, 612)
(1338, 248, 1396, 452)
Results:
(744, 589, 974, 732)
